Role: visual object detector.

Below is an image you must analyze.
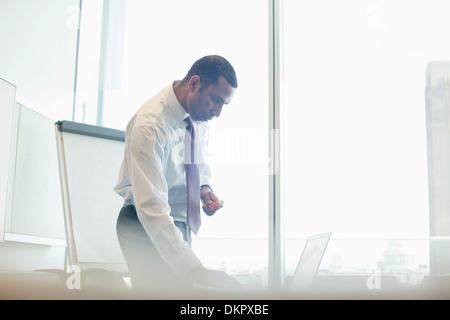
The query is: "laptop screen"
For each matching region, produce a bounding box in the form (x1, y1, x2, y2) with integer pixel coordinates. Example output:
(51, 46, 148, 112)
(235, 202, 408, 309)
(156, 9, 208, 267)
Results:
(290, 232, 331, 292)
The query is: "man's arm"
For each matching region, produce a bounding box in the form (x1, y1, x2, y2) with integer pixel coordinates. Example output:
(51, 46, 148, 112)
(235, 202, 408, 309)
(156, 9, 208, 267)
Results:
(129, 124, 238, 289)
(128, 124, 202, 275)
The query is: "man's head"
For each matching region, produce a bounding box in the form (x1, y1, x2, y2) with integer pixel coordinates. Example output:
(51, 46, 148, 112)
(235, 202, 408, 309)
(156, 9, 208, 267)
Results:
(180, 55, 238, 122)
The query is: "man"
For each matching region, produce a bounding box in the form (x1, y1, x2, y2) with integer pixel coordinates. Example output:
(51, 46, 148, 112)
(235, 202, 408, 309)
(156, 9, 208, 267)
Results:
(115, 55, 240, 293)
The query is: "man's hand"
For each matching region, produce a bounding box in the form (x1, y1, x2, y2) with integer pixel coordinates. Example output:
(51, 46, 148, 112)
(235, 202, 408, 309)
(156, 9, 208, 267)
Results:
(187, 265, 242, 290)
(200, 186, 223, 216)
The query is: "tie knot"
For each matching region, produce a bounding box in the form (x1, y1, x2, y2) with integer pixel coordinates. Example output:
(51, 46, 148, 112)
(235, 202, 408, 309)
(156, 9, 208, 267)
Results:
(184, 116, 195, 137)
(184, 116, 193, 126)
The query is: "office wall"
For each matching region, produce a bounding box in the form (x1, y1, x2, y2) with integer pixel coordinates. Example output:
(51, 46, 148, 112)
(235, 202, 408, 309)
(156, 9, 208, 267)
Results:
(0, 0, 80, 272)
(0, 0, 79, 121)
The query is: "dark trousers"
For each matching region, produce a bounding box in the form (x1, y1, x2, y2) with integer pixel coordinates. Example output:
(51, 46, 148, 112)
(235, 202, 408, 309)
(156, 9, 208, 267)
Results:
(116, 205, 192, 292)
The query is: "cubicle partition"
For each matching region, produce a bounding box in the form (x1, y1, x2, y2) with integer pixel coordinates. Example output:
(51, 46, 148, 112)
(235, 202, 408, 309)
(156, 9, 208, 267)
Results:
(0, 78, 16, 242)
(0, 79, 130, 295)
(5, 103, 66, 244)
(2, 77, 65, 245)
(0, 77, 129, 294)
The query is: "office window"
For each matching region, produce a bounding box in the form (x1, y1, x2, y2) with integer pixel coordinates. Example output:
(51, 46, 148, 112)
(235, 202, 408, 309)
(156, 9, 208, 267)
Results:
(75, 0, 269, 286)
(0, 0, 79, 121)
(72, 0, 104, 124)
(282, 0, 450, 281)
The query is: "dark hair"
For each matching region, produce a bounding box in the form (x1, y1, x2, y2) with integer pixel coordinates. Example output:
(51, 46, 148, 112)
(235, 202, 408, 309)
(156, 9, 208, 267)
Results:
(181, 55, 238, 90)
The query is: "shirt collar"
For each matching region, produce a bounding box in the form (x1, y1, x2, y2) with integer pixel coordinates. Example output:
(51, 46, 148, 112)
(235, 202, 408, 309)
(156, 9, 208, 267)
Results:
(166, 81, 189, 125)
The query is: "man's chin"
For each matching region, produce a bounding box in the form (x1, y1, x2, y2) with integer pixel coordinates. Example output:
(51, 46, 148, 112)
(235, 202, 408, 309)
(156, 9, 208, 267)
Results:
(195, 116, 212, 122)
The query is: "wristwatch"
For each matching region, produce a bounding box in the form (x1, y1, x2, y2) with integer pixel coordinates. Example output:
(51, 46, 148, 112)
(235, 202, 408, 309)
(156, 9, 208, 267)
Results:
(200, 184, 213, 192)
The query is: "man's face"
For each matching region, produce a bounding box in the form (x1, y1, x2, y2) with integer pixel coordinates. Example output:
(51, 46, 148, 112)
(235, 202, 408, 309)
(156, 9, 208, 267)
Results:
(188, 76, 235, 122)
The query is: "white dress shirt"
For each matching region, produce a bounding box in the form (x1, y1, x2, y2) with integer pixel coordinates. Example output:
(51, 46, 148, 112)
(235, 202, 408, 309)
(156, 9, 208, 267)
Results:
(114, 83, 211, 276)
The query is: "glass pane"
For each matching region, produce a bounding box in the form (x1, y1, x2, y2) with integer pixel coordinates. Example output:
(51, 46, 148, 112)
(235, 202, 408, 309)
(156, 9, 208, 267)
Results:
(0, 0, 79, 121)
(287, 237, 431, 287)
(72, 0, 103, 124)
(283, 0, 450, 274)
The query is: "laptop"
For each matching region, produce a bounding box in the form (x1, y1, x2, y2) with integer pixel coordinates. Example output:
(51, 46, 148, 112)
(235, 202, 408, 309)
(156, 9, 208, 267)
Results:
(288, 232, 332, 292)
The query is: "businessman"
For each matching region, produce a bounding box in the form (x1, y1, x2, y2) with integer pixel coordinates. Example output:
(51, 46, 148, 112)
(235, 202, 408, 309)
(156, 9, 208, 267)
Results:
(115, 55, 240, 293)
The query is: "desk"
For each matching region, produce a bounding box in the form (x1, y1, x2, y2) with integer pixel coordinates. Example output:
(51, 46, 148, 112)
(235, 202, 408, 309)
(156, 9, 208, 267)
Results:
(0, 270, 449, 299)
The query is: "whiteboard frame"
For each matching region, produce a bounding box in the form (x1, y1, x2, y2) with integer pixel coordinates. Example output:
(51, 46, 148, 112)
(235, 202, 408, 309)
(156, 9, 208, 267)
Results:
(55, 120, 127, 273)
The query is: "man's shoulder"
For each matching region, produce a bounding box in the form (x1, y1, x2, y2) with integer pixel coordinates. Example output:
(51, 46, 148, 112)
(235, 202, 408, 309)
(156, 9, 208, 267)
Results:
(139, 86, 170, 113)
(134, 87, 171, 126)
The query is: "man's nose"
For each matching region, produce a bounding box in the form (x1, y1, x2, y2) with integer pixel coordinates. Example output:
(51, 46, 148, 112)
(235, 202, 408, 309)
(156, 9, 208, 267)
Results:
(212, 104, 223, 117)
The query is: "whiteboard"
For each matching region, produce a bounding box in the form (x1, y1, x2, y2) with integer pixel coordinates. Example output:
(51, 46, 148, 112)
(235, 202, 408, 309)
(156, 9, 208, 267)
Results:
(55, 120, 127, 272)
(0, 78, 16, 241)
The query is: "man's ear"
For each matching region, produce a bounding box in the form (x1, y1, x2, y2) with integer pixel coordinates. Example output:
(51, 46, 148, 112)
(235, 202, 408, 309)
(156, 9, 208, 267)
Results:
(188, 75, 201, 92)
